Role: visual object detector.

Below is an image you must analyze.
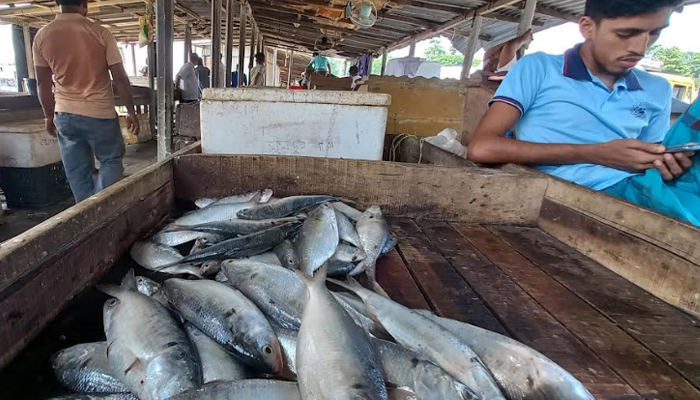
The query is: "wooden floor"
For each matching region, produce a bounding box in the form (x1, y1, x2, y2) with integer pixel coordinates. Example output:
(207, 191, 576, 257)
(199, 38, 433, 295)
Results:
(379, 218, 700, 400)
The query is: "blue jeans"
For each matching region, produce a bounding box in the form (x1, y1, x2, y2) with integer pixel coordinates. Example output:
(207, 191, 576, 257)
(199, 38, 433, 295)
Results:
(54, 112, 125, 202)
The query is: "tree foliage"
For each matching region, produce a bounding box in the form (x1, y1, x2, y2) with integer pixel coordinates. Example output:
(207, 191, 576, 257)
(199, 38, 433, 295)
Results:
(648, 45, 700, 85)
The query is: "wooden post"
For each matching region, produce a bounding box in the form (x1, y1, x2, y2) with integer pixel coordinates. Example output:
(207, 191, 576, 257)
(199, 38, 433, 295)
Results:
(408, 38, 416, 58)
(184, 24, 191, 64)
(211, 0, 222, 87)
(130, 43, 137, 76)
(224, 0, 234, 87)
(380, 50, 387, 76)
(156, 0, 174, 160)
(517, 0, 537, 58)
(461, 15, 483, 81)
(22, 26, 34, 80)
(148, 42, 156, 139)
(248, 24, 256, 71)
(287, 49, 294, 86)
(237, 1, 247, 87)
(272, 47, 277, 87)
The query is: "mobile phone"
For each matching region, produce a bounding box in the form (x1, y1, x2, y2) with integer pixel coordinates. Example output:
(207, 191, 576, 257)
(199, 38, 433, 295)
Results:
(665, 143, 700, 153)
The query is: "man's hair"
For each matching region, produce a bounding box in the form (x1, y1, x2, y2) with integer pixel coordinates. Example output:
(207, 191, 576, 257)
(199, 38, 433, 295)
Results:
(349, 65, 358, 75)
(255, 52, 265, 63)
(585, 0, 683, 21)
(313, 52, 319, 57)
(56, 0, 86, 6)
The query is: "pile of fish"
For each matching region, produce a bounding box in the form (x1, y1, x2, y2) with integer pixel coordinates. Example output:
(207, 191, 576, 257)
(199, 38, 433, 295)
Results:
(48, 190, 596, 400)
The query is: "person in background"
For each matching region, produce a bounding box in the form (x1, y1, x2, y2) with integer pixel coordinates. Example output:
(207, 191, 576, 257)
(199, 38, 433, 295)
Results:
(309, 52, 332, 76)
(349, 65, 362, 91)
(175, 52, 200, 102)
(250, 53, 266, 86)
(33, 0, 138, 203)
(482, 29, 534, 73)
(469, 0, 700, 225)
(231, 64, 247, 88)
(194, 55, 211, 91)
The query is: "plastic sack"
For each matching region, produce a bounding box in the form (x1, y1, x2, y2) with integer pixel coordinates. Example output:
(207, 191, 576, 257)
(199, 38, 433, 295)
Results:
(424, 128, 466, 157)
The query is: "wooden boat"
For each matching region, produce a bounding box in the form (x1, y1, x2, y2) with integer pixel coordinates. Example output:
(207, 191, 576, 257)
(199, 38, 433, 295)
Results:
(0, 143, 698, 400)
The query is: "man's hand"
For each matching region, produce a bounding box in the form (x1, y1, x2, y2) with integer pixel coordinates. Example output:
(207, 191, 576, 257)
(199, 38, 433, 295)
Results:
(45, 118, 57, 136)
(589, 139, 666, 172)
(654, 150, 694, 181)
(126, 112, 140, 136)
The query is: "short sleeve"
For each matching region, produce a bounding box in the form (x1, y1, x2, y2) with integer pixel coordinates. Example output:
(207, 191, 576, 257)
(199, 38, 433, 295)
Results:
(489, 53, 546, 117)
(103, 29, 123, 66)
(638, 83, 672, 143)
(32, 34, 48, 68)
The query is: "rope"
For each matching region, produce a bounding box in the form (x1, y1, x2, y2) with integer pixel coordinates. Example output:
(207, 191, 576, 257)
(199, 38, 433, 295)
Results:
(390, 133, 425, 164)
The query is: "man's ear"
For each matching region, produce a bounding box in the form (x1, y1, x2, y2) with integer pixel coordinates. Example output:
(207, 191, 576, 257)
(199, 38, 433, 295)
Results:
(579, 16, 596, 40)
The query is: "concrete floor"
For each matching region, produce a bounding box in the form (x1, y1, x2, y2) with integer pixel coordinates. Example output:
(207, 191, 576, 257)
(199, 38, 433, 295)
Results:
(0, 141, 158, 243)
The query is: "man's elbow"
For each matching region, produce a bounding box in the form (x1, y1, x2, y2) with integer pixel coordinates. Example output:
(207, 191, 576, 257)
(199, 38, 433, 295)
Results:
(467, 138, 497, 163)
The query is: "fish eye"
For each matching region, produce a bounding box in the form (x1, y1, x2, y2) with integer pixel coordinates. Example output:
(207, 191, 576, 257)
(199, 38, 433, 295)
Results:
(107, 299, 119, 307)
(137, 278, 144, 283)
(263, 345, 273, 355)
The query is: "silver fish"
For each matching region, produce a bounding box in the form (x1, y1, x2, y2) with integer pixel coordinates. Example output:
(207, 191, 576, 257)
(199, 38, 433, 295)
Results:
(334, 209, 363, 248)
(200, 260, 222, 277)
(223, 260, 305, 330)
(382, 234, 399, 255)
(237, 195, 336, 220)
(327, 259, 356, 278)
(167, 380, 301, 400)
(172, 198, 260, 227)
(194, 189, 273, 209)
(387, 388, 418, 400)
(163, 278, 283, 374)
(174, 222, 302, 265)
(352, 206, 392, 281)
(152, 230, 225, 247)
(273, 239, 299, 270)
(51, 342, 128, 393)
(99, 271, 201, 400)
(296, 267, 388, 400)
(166, 216, 304, 239)
(190, 237, 212, 254)
(331, 202, 363, 222)
(46, 395, 138, 400)
(333, 279, 505, 400)
(272, 324, 299, 377)
(332, 243, 366, 263)
(296, 203, 338, 276)
(129, 241, 202, 277)
(417, 311, 596, 400)
(184, 322, 250, 383)
(215, 271, 228, 282)
(245, 251, 283, 265)
(135, 275, 169, 306)
(195, 198, 218, 209)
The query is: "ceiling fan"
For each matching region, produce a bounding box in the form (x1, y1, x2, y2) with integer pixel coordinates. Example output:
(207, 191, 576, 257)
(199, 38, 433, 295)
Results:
(346, 1, 378, 29)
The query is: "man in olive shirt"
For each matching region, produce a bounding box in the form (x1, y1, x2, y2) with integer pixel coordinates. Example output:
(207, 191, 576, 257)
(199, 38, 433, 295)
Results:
(33, 0, 138, 202)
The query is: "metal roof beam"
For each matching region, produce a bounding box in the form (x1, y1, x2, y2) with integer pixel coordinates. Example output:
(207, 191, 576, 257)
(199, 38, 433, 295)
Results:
(534, 5, 579, 23)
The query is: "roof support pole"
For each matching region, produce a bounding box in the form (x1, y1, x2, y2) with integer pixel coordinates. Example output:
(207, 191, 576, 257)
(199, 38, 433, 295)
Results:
(224, 0, 234, 87)
(130, 43, 137, 76)
(518, 0, 537, 57)
(380, 50, 387, 76)
(22, 26, 34, 80)
(156, 0, 174, 160)
(271, 47, 278, 87)
(408, 37, 416, 57)
(461, 14, 482, 80)
(238, 1, 247, 88)
(248, 26, 256, 71)
(147, 42, 156, 140)
(287, 49, 294, 87)
(184, 24, 191, 64)
(211, 0, 222, 87)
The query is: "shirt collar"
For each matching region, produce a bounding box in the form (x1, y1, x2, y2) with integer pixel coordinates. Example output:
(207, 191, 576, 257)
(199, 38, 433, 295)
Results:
(563, 43, 643, 91)
(56, 13, 86, 20)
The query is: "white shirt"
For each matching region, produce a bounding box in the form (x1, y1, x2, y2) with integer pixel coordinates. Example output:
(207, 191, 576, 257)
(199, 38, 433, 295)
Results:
(250, 64, 266, 86)
(351, 74, 363, 90)
(176, 62, 200, 100)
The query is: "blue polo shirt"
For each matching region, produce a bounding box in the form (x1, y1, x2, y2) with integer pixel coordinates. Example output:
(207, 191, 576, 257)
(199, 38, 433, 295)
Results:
(491, 44, 673, 190)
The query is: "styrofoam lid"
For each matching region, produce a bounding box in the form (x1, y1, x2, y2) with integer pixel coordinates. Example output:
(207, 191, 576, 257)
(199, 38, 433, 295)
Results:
(0, 119, 47, 134)
(202, 88, 391, 106)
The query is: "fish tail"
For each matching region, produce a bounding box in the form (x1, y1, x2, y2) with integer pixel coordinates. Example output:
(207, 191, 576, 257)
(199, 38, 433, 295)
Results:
(327, 276, 366, 297)
(250, 190, 263, 204)
(97, 284, 124, 298)
(348, 260, 367, 276)
(120, 268, 137, 290)
(295, 263, 328, 290)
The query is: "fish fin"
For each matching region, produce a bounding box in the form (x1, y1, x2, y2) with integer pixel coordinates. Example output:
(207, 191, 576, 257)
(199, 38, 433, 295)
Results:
(250, 190, 263, 204)
(260, 189, 274, 203)
(348, 260, 367, 276)
(294, 263, 328, 289)
(327, 276, 364, 295)
(162, 224, 188, 232)
(97, 284, 125, 298)
(120, 269, 137, 290)
(336, 197, 357, 205)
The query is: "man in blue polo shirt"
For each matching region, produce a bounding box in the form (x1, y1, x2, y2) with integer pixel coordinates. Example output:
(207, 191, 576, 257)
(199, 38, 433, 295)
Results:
(469, 0, 700, 225)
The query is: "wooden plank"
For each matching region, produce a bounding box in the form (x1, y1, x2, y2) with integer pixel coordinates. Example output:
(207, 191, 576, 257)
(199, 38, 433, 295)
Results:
(539, 198, 700, 318)
(387, 218, 507, 334)
(391, 136, 476, 167)
(375, 246, 430, 310)
(542, 176, 700, 267)
(489, 223, 700, 392)
(0, 183, 173, 369)
(173, 154, 548, 224)
(418, 220, 638, 399)
(0, 157, 173, 293)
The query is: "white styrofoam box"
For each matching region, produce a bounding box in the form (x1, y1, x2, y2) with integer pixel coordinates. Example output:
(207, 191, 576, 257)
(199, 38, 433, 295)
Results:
(201, 88, 392, 160)
(0, 119, 61, 168)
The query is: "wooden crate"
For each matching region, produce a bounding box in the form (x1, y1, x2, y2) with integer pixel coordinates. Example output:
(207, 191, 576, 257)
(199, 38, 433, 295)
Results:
(0, 148, 699, 400)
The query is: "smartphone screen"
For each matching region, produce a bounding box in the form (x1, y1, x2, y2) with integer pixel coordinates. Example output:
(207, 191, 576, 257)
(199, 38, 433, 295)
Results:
(665, 144, 700, 153)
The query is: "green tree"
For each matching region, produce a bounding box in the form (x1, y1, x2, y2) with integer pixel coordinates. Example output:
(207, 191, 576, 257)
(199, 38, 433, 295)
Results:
(648, 45, 700, 86)
(424, 38, 447, 61)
